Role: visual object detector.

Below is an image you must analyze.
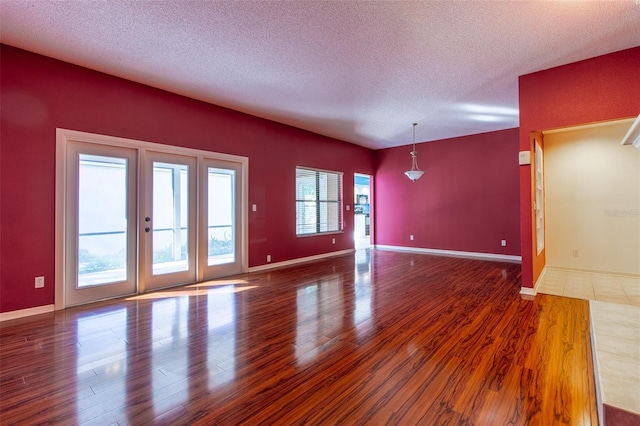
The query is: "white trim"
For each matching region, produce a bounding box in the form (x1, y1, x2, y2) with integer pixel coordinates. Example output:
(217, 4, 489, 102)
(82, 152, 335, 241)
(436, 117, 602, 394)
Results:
(0, 305, 55, 322)
(55, 133, 66, 310)
(296, 165, 344, 176)
(521, 265, 546, 296)
(621, 114, 640, 148)
(535, 265, 547, 292)
(374, 245, 522, 263)
(248, 249, 355, 273)
(57, 128, 247, 163)
(589, 302, 605, 426)
(545, 265, 640, 278)
(519, 286, 536, 296)
(543, 117, 634, 135)
(241, 158, 249, 274)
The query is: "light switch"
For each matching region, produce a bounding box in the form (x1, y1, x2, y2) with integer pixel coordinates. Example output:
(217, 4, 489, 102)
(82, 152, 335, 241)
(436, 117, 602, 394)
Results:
(518, 151, 531, 165)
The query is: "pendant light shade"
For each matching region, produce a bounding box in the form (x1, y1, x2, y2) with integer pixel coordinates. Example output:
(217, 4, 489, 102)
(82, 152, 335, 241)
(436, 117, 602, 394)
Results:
(405, 169, 424, 181)
(404, 123, 425, 181)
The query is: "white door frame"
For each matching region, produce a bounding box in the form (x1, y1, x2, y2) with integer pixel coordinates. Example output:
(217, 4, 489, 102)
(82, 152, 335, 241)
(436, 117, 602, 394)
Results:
(199, 158, 244, 280)
(354, 173, 373, 249)
(142, 151, 198, 292)
(55, 128, 248, 310)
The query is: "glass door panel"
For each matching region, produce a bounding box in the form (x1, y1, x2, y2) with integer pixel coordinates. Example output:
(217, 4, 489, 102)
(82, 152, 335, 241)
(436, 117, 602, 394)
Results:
(152, 162, 189, 275)
(207, 168, 235, 266)
(200, 159, 243, 279)
(65, 143, 137, 306)
(144, 152, 196, 291)
(78, 154, 128, 286)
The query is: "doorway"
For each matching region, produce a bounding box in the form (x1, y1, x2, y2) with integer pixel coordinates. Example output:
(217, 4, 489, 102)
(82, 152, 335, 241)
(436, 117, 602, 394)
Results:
(354, 174, 372, 250)
(540, 119, 640, 277)
(64, 142, 138, 306)
(143, 152, 197, 291)
(56, 129, 247, 308)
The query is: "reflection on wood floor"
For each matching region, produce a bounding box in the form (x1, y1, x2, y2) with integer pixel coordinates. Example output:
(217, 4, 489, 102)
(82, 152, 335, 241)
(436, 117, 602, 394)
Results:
(0, 249, 597, 425)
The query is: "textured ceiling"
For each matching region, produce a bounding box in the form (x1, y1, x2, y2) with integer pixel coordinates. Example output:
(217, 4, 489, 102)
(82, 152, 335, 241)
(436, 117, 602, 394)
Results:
(1, 1, 639, 149)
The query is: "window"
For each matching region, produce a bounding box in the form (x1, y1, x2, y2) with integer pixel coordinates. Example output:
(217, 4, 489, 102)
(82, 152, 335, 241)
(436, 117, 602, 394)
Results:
(296, 167, 343, 235)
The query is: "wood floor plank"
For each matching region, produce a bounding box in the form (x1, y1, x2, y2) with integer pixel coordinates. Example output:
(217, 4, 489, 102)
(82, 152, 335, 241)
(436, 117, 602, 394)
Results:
(0, 250, 599, 425)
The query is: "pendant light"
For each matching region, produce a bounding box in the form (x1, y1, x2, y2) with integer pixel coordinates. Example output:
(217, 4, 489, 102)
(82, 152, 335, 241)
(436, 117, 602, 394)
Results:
(404, 123, 425, 181)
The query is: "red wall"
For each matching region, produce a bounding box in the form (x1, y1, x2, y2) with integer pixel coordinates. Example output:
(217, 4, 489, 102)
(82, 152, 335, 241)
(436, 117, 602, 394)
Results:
(519, 46, 640, 288)
(375, 128, 521, 256)
(0, 45, 375, 313)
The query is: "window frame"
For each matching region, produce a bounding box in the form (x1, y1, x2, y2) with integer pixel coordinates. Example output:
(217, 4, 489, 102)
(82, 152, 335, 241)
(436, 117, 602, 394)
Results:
(295, 166, 343, 237)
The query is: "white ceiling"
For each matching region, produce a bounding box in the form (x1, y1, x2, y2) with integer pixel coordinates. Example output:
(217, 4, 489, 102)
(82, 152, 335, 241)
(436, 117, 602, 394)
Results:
(1, 1, 639, 150)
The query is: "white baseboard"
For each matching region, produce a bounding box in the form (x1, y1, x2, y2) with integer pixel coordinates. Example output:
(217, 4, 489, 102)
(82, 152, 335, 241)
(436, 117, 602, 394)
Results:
(520, 286, 536, 296)
(545, 265, 640, 278)
(0, 304, 55, 322)
(248, 249, 355, 273)
(375, 245, 522, 263)
(521, 265, 547, 296)
(589, 302, 605, 426)
(534, 265, 547, 294)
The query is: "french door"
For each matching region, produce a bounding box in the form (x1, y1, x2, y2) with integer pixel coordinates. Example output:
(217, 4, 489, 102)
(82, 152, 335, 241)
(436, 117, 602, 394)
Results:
(200, 159, 243, 279)
(143, 152, 197, 291)
(58, 129, 246, 307)
(64, 142, 138, 306)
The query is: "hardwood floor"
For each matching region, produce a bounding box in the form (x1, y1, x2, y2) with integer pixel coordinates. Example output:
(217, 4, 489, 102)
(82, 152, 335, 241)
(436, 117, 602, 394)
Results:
(0, 249, 598, 425)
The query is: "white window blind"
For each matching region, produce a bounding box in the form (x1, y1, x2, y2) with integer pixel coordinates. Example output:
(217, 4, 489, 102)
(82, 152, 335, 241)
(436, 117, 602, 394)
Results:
(296, 167, 343, 236)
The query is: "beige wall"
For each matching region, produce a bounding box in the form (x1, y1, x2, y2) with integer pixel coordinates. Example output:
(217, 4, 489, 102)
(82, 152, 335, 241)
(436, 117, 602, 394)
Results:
(544, 120, 640, 275)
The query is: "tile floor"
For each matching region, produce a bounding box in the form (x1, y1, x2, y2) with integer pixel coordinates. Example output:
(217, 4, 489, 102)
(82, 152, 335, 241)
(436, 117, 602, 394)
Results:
(538, 268, 640, 421)
(538, 268, 640, 307)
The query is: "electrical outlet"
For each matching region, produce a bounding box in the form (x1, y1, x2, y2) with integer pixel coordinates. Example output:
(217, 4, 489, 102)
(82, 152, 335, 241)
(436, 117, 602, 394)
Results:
(267, 255, 271, 263)
(35, 276, 44, 288)
(572, 249, 579, 257)
(501, 240, 507, 247)
(410, 235, 414, 241)
(332, 238, 336, 244)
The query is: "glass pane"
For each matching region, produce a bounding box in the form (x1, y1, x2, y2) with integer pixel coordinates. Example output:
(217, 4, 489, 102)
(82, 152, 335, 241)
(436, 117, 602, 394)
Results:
(208, 168, 235, 265)
(296, 169, 316, 199)
(296, 201, 318, 235)
(319, 172, 328, 199)
(322, 201, 340, 232)
(295, 168, 342, 235)
(153, 162, 189, 275)
(78, 154, 127, 287)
